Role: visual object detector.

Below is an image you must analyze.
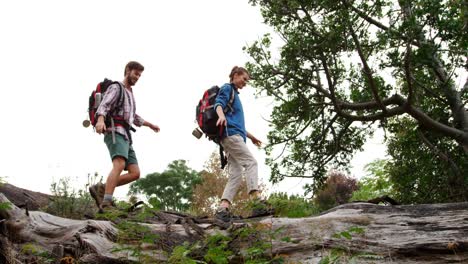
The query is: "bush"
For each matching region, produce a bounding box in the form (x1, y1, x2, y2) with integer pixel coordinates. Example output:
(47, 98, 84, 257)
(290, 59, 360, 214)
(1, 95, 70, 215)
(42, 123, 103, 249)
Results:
(44, 173, 100, 219)
(351, 159, 396, 202)
(314, 171, 358, 211)
(267, 192, 319, 218)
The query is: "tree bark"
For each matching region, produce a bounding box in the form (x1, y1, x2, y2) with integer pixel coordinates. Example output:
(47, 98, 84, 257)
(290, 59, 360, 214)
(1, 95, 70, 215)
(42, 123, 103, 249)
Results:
(0, 193, 467, 263)
(0, 183, 51, 210)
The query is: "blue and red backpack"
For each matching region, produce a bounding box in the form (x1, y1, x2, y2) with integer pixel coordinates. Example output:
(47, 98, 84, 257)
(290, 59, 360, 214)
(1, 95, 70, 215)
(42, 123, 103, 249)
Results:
(195, 85, 235, 169)
(195, 85, 235, 142)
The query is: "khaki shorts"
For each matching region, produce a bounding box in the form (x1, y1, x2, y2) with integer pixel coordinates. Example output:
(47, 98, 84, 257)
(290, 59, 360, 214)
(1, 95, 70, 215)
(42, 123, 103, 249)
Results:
(104, 133, 138, 170)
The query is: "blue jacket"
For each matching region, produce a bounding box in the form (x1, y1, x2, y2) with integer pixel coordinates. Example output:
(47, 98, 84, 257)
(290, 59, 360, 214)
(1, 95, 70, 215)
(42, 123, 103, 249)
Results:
(214, 83, 246, 141)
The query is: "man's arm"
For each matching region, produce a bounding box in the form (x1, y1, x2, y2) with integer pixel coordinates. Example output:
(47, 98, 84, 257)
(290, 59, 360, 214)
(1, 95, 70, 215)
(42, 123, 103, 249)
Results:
(143, 120, 160, 133)
(95, 84, 120, 134)
(134, 114, 160, 133)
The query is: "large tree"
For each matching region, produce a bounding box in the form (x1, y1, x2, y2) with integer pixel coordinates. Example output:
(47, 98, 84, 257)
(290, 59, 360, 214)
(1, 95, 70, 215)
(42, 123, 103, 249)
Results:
(246, 0, 467, 198)
(129, 160, 201, 211)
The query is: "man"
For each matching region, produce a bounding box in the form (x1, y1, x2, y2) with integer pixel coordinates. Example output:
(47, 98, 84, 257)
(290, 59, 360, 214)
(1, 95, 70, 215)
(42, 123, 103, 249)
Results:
(89, 61, 160, 212)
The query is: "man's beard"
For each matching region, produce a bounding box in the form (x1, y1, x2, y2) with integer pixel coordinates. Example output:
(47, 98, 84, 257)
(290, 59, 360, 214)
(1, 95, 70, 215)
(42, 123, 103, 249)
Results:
(128, 77, 137, 86)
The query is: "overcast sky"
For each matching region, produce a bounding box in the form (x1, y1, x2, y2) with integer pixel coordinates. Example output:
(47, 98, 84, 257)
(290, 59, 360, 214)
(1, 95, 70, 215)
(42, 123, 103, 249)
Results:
(0, 0, 386, 199)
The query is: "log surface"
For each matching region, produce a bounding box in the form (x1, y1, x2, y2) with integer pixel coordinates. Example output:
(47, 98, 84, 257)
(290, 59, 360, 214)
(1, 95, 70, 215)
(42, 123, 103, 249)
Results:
(0, 193, 467, 263)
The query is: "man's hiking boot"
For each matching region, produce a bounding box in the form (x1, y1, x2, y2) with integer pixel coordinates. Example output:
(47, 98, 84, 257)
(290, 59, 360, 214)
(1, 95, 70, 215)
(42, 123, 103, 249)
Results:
(248, 199, 275, 218)
(95, 200, 127, 221)
(89, 182, 105, 208)
(98, 200, 117, 214)
(215, 207, 232, 223)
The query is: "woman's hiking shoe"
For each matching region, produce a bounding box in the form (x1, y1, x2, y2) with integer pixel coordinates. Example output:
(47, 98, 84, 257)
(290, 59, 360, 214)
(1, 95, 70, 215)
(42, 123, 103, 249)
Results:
(89, 182, 105, 208)
(215, 207, 232, 223)
(248, 199, 275, 218)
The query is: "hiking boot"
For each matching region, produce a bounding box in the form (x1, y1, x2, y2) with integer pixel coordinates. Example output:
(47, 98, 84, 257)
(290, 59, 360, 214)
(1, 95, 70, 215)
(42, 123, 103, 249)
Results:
(98, 200, 117, 214)
(215, 207, 232, 223)
(89, 182, 105, 208)
(96, 200, 127, 221)
(248, 199, 275, 218)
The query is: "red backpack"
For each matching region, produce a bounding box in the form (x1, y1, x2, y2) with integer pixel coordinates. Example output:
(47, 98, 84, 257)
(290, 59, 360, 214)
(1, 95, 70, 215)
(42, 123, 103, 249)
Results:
(195, 85, 235, 142)
(86, 78, 125, 128)
(85, 79, 137, 143)
(195, 85, 235, 169)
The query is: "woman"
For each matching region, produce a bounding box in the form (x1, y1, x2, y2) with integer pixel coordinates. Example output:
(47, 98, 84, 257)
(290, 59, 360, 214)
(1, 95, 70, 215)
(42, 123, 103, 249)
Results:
(214, 66, 271, 222)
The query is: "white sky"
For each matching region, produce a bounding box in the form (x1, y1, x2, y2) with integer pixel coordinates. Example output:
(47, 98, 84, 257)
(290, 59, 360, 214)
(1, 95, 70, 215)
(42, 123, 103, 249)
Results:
(0, 0, 386, 199)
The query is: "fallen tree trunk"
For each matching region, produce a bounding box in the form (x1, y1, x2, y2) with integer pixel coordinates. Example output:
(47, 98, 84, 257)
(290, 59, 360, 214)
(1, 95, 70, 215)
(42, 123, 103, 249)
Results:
(0, 183, 51, 210)
(0, 193, 467, 263)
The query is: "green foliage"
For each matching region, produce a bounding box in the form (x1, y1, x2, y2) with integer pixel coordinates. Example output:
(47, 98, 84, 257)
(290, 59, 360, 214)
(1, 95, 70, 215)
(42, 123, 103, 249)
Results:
(385, 117, 468, 203)
(246, 0, 468, 200)
(0, 202, 11, 212)
(320, 226, 384, 263)
(332, 226, 365, 240)
(319, 248, 385, 264)
(0, 177, 11, 212)
(233, 226, 272, 263)
(350, 159, 395, 201)
(267, 192, 319, 217)
(168, 243, 199, 264)
(129, 160, 202, 212)
(204, 233, 232, 264)
(165, 226, 287, 264)
(111, 220, 160, 262)
(44, 173, 99, 219)
(191, 152, 256, 218)
(116, 220, 159, 244)
(232, 224, 288, 263)
(20, 243, 55, 264)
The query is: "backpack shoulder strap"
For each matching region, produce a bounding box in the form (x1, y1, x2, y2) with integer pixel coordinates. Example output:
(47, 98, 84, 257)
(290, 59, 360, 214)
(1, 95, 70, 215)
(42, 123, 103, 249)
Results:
(224, 85, 236, 113)
(106, 81, 125, 118)
(114, 82, 125, 110)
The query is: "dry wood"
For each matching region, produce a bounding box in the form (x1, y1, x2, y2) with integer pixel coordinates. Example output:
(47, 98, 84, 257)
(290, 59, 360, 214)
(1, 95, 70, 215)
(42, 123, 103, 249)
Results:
(0, 193, 467, 263)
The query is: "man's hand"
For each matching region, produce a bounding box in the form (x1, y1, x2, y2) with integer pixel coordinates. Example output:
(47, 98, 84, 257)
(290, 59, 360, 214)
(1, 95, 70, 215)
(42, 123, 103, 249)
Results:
(149, 123, 160, 133)
(95, 116, 106, 134)
(143, 120, 160, 133)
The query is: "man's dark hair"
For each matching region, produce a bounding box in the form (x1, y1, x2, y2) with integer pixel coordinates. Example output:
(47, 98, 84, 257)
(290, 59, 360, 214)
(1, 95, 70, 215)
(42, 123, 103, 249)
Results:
(124, 61, 144, 76)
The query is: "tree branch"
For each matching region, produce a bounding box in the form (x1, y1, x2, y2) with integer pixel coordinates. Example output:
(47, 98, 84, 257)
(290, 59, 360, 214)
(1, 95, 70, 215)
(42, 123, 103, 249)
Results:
(407, 104, 468, 147)
(404, 42, 415, 104)
(343, 0, 390, 31)
(268, 116, 316, 146)
(349, 26, 387, 113)
(416, 129, 462, 178)
(337, 105, 407, 121)
(416, 129, 465, 199)
(343, 0, 421, 47)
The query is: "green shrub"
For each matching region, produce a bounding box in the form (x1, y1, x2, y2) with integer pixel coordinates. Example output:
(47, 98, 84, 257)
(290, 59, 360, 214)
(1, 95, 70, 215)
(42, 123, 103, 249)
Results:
(44, 173, 100, 219)
(267, 192, 319, 218)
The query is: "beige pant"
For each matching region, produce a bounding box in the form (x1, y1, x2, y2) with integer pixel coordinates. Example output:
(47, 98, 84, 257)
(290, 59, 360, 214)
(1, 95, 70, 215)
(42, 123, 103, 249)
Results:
(220, 134, 259, 203)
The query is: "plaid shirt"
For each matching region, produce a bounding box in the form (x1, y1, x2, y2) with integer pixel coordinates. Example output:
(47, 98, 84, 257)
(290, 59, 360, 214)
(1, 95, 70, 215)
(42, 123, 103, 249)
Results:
(96, 82, 145, 141)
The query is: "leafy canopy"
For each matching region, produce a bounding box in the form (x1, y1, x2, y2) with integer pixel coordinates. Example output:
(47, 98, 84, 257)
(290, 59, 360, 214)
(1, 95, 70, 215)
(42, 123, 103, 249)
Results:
(246, 0, 467, 196)
(129, 160, 201, 211)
